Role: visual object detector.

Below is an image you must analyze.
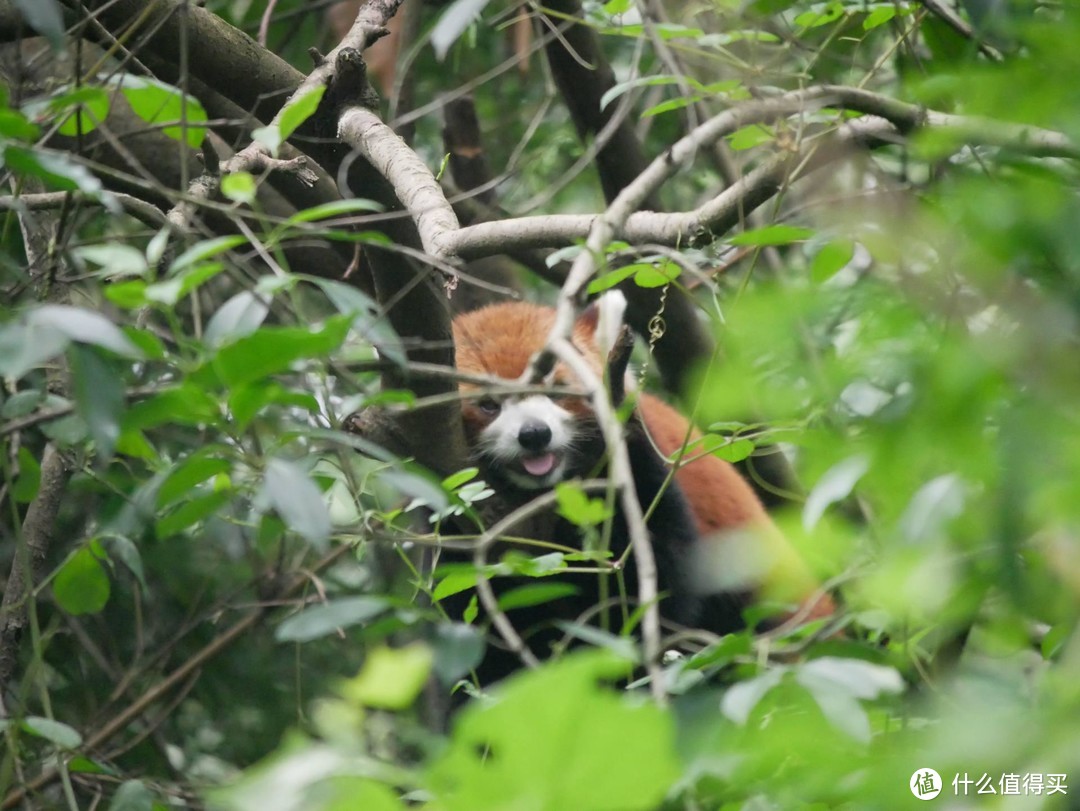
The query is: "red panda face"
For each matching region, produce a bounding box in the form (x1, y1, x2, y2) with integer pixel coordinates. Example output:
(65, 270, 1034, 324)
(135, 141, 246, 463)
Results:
(465, 392, 579, 490)
(453, 300, 611, 493)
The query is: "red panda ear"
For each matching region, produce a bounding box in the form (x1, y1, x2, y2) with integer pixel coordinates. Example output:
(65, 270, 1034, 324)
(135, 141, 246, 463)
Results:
(576, 301, 600, 336)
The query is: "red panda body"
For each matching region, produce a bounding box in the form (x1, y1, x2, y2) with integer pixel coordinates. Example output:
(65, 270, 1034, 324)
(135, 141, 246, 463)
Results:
(449, 300, 832, 683)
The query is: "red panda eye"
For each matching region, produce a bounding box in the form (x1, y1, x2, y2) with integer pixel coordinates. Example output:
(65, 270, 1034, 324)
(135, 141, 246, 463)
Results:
(477, 396, 501, 415)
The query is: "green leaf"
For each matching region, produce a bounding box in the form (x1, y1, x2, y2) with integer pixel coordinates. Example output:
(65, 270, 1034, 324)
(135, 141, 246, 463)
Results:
(383, 468, 450, 514)
(433, 568, 479, 601)
(68, 756, 112, 774)
(553, 622, 638, 659)
(221, 171, 256, 205)
(810, 239, 855, 282)
(28, 305, 142, 358)
(442, 467, 479, 492)
(40, 413, 88, 445)
(227, 381, 319, 432)
(641, 96, 696, 118)
(430, 622, 485, 685)
(12, 0, 64, 50)
(795, 657, 903, 742)
(204, 291, 271, 347)
(803, 455, 869, 530)
(53, 545, 111, 616)
(0, 322, 65, 380)
(158, 455, 232, 507)
(794, 2, 845, 27)
(75, 244, 148, 278)
(686, 632, 753, 670)
(720, 667, 785, 725)
(0, 109, 39, 140)
(501, 551, 568, 578)
(2, 388, 45, 418)
(587, 265, 637, 295)
(280, 198, 384, 228)
(599, 75, 697, 112)
(340, 644, 433, 710)
(3, 147, 113, 206)
(302, 276, 405, 365)
(102, 535, 146, 592)
(209, 317, 350, 388)
(727, 124, 775, 151)
(633, 261, 681, 288)
(168, 235, 246, 273)
(104, 281, 148, 309)
(12, 446, 41, 503)
(69, 344, 124, 459)
(155, 490, 231, 539)
(263, 458, 332, 547)
(275, 597, 390, 643)
(24, 86, 112, 137)
(712, 437, 755, 463)
(431, 0, 495, 61)
(123, 384, 220, 431)
(497, 582, 580, 611)
(730, 225, 815, 247)
(278, 85, 326, 141)
(107, 780, 156, 811)
(117, 75, 207, 149)
(556, 483, 612, 527)
(22, 716, 82, 749)
(428, 651, 679, 811)
(604, 0, 633, 14)
(250, 123, 281, 156)
(863, 5, 897, 29)
(145, 261, 224, 306)
(899, 474, 965, 543)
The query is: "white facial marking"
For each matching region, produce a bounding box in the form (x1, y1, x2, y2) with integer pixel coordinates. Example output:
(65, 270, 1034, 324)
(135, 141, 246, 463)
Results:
(479, 395, 575, 489)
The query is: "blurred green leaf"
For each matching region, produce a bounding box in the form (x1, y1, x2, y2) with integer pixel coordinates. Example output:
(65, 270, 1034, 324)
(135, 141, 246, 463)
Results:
(276, 597, 390, 643)
(341, 644, 433, 710)
(22, 716, 82, 749)
(803, 455, 869, 531)
(428, 652, 678, 811)
(12, 0, 64, 49)
(54, 544, 110, 616)
(117, 75, 207, 148)
(263, 458, 332, 547)
(107, 780, 155, 811)
(69, 344, 124, 459)
(278, 85, 325, 141)
(730, 225, 815, 247)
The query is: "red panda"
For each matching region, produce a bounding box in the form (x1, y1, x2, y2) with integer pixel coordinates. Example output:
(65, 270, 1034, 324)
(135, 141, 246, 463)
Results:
(448, 298, 833, 683)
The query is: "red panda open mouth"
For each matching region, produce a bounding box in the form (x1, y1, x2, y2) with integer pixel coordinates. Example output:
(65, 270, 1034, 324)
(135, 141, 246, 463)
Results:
(520, 452, 558, 478)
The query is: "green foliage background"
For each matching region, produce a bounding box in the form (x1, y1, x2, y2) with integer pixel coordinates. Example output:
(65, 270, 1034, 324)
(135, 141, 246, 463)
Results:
(1, 0, 1079, 809)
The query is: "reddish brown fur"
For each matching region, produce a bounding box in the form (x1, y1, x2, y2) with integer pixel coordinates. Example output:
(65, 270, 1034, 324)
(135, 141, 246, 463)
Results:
(453, 301, 765, 533)
(453, 301, 834, 621)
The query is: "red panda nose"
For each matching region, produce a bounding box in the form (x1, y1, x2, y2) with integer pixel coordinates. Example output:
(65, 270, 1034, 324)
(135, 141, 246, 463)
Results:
(518, 421, 553, 452)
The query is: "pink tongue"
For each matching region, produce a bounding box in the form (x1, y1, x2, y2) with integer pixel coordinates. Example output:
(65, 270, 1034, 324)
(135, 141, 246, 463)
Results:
(522, 453, 557, 477)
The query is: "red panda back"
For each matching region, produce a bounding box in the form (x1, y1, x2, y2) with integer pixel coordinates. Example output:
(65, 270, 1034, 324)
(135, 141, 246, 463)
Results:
(639, 394, 767, 533)
(451, 300, 834, 622)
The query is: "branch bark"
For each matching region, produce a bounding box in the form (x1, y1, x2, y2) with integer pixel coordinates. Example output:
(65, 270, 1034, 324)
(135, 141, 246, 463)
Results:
(539, 0, 713, 395)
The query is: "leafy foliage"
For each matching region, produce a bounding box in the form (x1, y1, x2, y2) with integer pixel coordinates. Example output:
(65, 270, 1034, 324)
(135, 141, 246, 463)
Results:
(1, 0, 1079, 810)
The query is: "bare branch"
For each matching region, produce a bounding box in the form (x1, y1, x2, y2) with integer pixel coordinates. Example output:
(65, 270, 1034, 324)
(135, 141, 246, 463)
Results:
(0, 190, 168, 229)
(338, 103, 459, 261)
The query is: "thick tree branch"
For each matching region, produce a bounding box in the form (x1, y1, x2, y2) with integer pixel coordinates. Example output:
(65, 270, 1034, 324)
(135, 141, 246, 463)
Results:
(539, 0, 712, 395)
(0, 447, 73, 692)
(338, 104, 459, 261)
(445, 89, 1077, 258)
